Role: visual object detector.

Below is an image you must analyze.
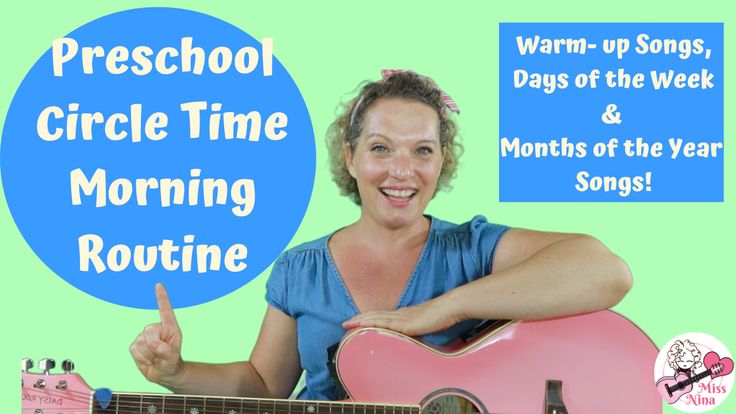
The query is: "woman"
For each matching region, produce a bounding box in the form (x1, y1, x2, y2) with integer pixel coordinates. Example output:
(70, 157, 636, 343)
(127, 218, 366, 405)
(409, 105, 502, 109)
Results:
(130, 71, 632, 401)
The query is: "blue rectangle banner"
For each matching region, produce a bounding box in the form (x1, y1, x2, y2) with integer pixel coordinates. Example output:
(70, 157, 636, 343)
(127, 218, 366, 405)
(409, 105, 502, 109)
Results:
(499, 23, 724, 201)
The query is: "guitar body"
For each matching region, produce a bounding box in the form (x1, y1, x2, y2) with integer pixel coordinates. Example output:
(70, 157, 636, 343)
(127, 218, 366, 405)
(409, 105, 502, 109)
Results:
(22, 310, 663, 414)
(335, 310, 662, 414)
(656, 373, 692, 404)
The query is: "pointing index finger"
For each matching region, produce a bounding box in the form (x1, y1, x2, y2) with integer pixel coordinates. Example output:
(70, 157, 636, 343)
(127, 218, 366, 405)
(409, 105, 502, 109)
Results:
(155, 283, 180, 333)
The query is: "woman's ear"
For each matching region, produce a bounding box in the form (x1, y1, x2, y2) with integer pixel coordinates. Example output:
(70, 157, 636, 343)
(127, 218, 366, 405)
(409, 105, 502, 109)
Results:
(344, 143, 356, 178)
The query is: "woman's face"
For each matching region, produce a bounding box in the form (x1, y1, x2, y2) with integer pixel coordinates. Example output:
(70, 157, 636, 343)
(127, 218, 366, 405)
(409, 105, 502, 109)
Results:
(346, 98, 443, 230)
(676, 348, 697, 370)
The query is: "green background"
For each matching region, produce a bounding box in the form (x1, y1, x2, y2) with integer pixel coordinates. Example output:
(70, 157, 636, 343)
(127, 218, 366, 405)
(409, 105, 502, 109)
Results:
(2, 1, 733, 413)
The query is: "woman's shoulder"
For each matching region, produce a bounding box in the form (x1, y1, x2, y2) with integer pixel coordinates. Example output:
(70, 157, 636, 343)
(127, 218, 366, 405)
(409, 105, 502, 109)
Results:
(273, 232, 332, 269)
(284, 234, 330, 254)
(428, 215, 511, 277)
(430, 215, 509, 239)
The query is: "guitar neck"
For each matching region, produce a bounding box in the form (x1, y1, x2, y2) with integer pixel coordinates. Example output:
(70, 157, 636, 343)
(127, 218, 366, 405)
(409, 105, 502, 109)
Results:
(674, 369, 713, 390)
(93, 392, 421, 414)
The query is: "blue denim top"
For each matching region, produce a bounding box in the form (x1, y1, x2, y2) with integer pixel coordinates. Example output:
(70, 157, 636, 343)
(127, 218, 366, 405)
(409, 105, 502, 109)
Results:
(265, 215, 509, 400)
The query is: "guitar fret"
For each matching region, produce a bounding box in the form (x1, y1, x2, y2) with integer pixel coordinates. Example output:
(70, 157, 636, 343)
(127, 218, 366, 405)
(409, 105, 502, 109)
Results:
(186, 395, 206, 413)
(243, 397, 259, 414)
(166, 395, 183, 414)
(213, 395, 222, 414)
(275, 398, 291, 414)
(142, 393, 164, 414)
(222, 395, 242, 414)
(679, 368, 713, 388)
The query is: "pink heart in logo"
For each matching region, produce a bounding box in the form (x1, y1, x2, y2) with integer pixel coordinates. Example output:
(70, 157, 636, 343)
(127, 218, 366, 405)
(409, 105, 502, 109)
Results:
(704, 351, 734, 379)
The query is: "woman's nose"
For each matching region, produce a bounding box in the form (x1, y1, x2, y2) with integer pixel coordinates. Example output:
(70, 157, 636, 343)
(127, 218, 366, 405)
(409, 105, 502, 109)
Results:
(389, 153, 414, 179)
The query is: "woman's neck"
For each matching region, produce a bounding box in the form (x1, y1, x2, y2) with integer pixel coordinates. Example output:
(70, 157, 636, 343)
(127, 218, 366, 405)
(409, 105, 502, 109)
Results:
(347, 214, 431, 250)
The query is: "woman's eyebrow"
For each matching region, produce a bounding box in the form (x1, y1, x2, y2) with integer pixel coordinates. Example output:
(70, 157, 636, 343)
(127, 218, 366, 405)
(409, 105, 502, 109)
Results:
(366, 133, 393, 141)
(366, 133, 438, 145)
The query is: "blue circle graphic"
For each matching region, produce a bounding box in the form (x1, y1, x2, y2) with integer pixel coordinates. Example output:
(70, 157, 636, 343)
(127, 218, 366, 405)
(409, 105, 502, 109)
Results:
(1, 8, 315, 309)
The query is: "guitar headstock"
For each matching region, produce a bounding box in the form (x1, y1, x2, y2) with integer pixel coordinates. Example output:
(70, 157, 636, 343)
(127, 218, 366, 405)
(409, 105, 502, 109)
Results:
(22, 358, 92, 413)
(712, 363, 724, 375)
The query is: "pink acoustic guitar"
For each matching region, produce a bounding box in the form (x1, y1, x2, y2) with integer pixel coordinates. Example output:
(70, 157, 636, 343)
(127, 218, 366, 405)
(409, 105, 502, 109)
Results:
(655, 351, 730, 404)
(22, 310, 661, 414)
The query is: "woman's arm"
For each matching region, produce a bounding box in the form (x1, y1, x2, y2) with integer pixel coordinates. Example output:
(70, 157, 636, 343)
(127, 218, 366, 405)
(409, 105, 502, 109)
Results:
(130, 284, 302, 398)
(451, 229, 632, 320)
(343, 229, 632, 336)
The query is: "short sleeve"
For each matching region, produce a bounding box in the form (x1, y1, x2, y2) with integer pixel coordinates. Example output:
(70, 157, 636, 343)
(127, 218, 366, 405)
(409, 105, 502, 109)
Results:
(265, 254, 292, 317)
(468, 215, 510, 276)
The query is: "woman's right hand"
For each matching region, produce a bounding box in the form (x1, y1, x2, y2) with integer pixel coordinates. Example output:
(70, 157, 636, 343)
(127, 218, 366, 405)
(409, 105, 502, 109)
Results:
(129, 283, 185, 387)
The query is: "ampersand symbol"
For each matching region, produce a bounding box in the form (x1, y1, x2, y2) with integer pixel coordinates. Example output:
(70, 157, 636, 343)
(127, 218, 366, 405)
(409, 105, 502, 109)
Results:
(601, 104, 622, 125)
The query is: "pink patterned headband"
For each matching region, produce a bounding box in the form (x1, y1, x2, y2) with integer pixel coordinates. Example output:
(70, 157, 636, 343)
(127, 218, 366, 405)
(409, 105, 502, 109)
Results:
(349, 69, 460, 127)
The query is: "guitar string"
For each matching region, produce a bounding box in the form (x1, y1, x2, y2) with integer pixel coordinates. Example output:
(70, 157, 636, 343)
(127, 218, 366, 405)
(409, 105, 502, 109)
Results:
(81, 408, 499, 414)
(24, 387, 423, 413)
(23, 390, 491, 414)
(24, 385, 530, 414)
(22, 409, 517, 414)
(31, 397, 495, 414)
(22, 386, 530, 414)
(95, 400, 430, 412)
(23, 387, 427, 414)
(24, 385, 423, 410)
(24, 386, 425, 412)
(22, 411, 509, 414)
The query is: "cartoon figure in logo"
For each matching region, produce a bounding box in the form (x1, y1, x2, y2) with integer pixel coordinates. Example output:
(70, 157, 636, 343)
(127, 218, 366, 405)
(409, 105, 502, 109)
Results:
(670, 340, 703, 377)
(656, 340, 703, 403)
(656, 340, 734, 404)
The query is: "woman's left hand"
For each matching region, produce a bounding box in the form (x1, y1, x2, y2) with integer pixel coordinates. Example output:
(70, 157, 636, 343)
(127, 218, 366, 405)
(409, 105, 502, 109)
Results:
(342, 295, 462, 337)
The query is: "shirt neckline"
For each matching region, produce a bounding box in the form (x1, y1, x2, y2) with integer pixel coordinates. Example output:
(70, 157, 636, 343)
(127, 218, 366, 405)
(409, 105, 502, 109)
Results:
(323, 215, 436, 315)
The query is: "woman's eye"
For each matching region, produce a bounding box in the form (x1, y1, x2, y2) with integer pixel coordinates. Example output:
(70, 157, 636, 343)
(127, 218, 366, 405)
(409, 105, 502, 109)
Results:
(371, 145, 389, 153)
(416, 146, 433, 155)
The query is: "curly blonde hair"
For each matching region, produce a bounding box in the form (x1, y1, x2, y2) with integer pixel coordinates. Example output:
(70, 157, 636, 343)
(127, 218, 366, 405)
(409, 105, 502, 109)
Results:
(326, 71, 462, 205)
(667, 340, 703, 373)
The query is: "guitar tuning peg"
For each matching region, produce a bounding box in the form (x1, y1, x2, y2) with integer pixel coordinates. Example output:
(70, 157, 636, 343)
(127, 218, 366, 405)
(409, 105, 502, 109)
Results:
(39, 358, 56, 374)
(21, 358, 33, 373)
(62, 359, 75, 373)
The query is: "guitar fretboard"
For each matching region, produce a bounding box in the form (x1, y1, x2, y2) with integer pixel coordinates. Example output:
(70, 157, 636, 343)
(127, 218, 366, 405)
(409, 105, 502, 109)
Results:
(92, 392, 422, 414)
(672, 369, 713, 391)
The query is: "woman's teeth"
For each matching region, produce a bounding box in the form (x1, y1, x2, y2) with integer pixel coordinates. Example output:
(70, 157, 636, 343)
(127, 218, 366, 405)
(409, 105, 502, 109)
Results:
(382, 189, 416, 198)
